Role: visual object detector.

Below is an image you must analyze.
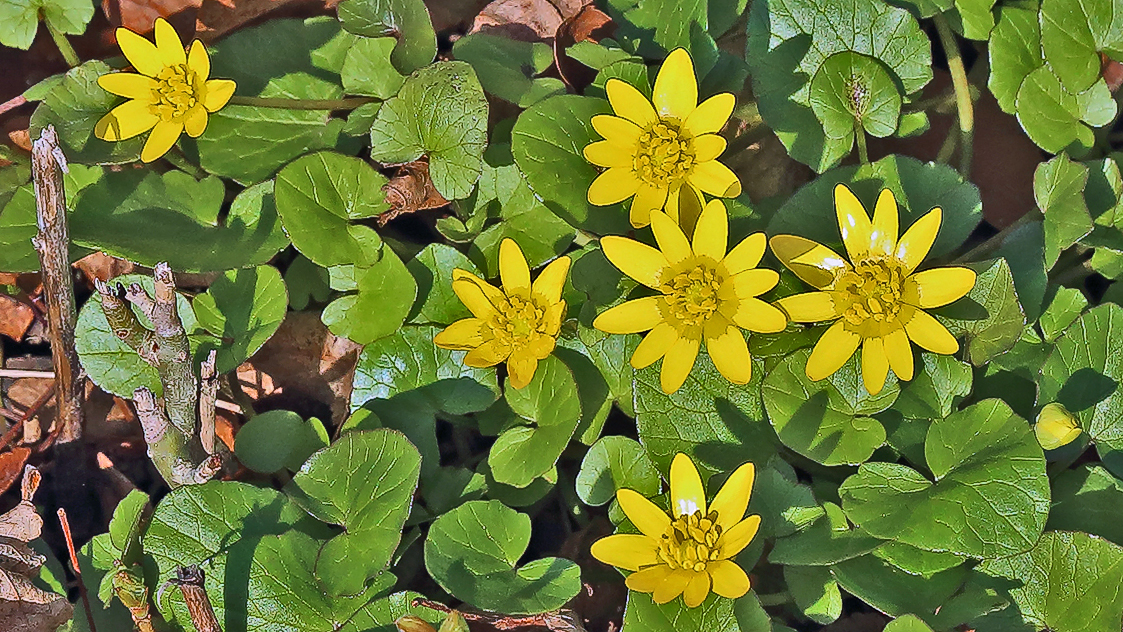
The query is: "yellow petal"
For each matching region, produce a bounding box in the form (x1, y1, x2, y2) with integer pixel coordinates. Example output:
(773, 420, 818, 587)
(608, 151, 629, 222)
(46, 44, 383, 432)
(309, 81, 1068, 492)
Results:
(870, 188, 899, 258)
(584, 140, 633, 168)
(626, 564, 673, 594)
(451, 276, 500, 319)
(670, 453, 706, 517)
(507, 353, 538, 389)
(601, 236, 670, 289)
(432, 318, 484, 350)
(187, 39, 209, 80)
(709, 461, 754, 532)
(543, 302, 566, 338)
(692, 199, 728, 262)
(588, 167, 641, 206)
(769, 235, 851, 289)
(526, 331, 557, 359)
(775, 292, 839, 323)
(861, 337, 890, 396)
(693, 134, 726, 163)
(684, 92, 735, 136)
(464, 340, 509, 367)
(806, 321, 861, 381)
(454, 269, 505, 302)
(94, 99, 158, 141)
(183, 105, 208, 138)
(592, 114, 642, 145)
(594, 296, 664, 334)
(140, 119, 183, 162)
(115, 27, 161, 76)
(718, 514, 760, 558)
(883, 327, 914, 381)
(688, 160, 741, 197)
(683, 571, 711, 608)
(499, 239, 531, 293)
(617, 488, 671, 539)
(630, 184, 669, 228)
(705, 317, 752, 385)
(97, 72, 155, 99)
(708, 560, 750, 599)
(651, 569, 693, 605)
(661, 335, 700, 394)
(667, 183, 705, 231)
(895, 208, 942, 274)
(835, 183, 874, 262)
(590, 534, 660, 572)
(730, 297, 787, 333)
(651, 210, 694, 265)
(902, 267, 977, 308)
(606, 78, 658, 127)
(1035, 403, 1082, 450)
(202, 79, 236, 112)
(653, 48, 698, 121)
(632, 323, 678, 369)
(723, 233, 767, 275)
(154, 18, 187, 67)
(729, 269, 779, 299)
(904, 309, 959, 354)
(532, 256, 571, 304)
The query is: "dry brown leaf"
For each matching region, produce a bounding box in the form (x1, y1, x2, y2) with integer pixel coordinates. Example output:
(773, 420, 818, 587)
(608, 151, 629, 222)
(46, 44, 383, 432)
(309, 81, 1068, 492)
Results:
(0, 295, 36, 342)
(74, 253, 135, 289)
(472, 0, 586, 40)
(379, 160, 449, 226)
(102, 0, 338, 42)
(0, 449, 31, 497)
(1103, 53, 1123, 92)
(554, 3, 613, 89)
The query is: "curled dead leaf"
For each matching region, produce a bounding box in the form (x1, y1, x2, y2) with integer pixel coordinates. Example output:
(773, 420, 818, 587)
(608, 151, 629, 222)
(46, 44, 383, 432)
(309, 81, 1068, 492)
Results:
(379, 160, 450, 226)
(554, 3, 614, 89)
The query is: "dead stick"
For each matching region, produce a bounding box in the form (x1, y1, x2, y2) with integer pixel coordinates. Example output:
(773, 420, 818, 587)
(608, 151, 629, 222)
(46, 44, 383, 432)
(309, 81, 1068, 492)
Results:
(0, 381, 56, 451)
(31, 125, 84, 444)
(59, 508, 98, 632)
(171, 566, 222, 632)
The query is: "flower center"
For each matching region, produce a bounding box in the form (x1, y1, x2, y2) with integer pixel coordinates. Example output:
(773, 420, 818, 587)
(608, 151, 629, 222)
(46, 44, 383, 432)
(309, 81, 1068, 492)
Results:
(634, 119, 695, 187)
(658, 509, 723, 572)
(833, 258, 906, 328)
(151, 64, 200, 122)
(492, 293, 547, 350)
(662, 262, 722, 329)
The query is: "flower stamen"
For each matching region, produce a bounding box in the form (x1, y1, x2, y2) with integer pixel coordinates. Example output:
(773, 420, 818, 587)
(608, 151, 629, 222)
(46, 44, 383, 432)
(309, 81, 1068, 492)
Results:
(634, 120, 695, 188)
(833, 257, 905, 331)
(152, 64, 200, 121)
(492, 294, 548, 351)
(662, 261, 723, 330)
(658, 509, 724, 572)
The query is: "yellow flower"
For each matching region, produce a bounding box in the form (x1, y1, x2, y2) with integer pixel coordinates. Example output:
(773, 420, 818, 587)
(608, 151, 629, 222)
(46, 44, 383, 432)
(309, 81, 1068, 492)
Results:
(591, 453, 760, 608)
(771, 184, 977, 396)
(1035, 403, 1082, 450)
(433, 239, 571, 389)
(593, 199, 787, 394)
(583, 48, 742, 229)
(94, 18, 236, 163)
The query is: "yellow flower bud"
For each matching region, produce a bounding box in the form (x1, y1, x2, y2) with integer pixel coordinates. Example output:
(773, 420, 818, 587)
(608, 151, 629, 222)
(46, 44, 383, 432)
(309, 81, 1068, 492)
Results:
(1035, 403, 1081, 450)
(395, 616, 436, 632)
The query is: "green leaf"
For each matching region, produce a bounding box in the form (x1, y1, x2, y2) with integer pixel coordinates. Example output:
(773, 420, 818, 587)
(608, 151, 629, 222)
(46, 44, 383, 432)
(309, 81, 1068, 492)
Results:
(489, 356, 582, 488)
(1034, 155, 1093, 268)
(976, 531, 1123, 632)
(747, 457, 824, 539)
(1038, 303, 1123, 466)
(192, 265, 287, 374)
(1039, 0, 1123, 94)
(341, 36, 405, 98)
(143, 481, 314, 631)
(575, 436, 661, 506)
(234, 410, 329, 474)
(937, 258, 1025, 366)
(987, 5, 1043, 113)
(287, 429, 421, 595)
(1015, 66, 1116, 155)
(453, 33, 566, 107)
(285, 254, 332, 310)
(613, 0, 709, 53)
(768, 155, 981, 260)
(207, 17, 345, 95)
(350, 324, 499, 415)
(75, 274, 199, 398)
(71, 173, 289, 272)
(274, 151, 389, 268)
(321, 248, 417, 344)
(1048, 464, 1123, 547)
(107, 490, 149, 562)
(763, 348, 895, 466)
(891, 353, 972, 420)
(407, 243, 479, 324)
(955, 0, 998, 40)
(871, 541, 965, 578)
(884, 615, 934, 632)
(1039, 286, 1087, 343)
(424, 499, 581, 614)
(746, 0, 931, 171)
(809, 51, 902, 149)
(369, 62, 487, 200)
(786, 565, 842, 624)
(511, 95, 632, 235)
(620, 590, 744, 632)
(337, 0, 436, 74)
(839, 399, 1049, 558)
(769, 502, 885, 566)
(0, 166, 99, 272)
(0, 0, 93, 49)
(994, 220, 1048, 323)
(634, 352, 776, 474)
(829, 554, 968, 624)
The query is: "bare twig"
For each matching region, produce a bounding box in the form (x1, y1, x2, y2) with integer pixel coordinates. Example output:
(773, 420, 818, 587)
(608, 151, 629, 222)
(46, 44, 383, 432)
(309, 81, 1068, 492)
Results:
(169, 566, 222, 632)
(31, 126, 84, 444)
(411, 598, 586, 632)
(0, 382, 56, 451)
(198, 351, 218, 456)
(58, 508, 97, 632)
(0, 369, 56, 379)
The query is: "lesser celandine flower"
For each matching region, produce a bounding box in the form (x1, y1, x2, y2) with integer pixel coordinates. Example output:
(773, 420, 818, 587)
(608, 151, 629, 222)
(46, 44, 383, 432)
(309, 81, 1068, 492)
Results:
(594, 199, 787, 394)
(584, 48, 742, 228)
(433, 239, 570, 389)
(1035, 403, 1081, 450)
(771, 185, 977, 395)
(95, 18, 236, 162)
(591, 453, 760, 608)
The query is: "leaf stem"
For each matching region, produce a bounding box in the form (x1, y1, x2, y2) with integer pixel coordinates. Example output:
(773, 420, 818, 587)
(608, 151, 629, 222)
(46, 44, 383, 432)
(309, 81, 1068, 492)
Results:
(934, 13, 974, 177)
(45, 22, 80, 68)
(227, 95, 376, 110)
(854, 124, 869, 164)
